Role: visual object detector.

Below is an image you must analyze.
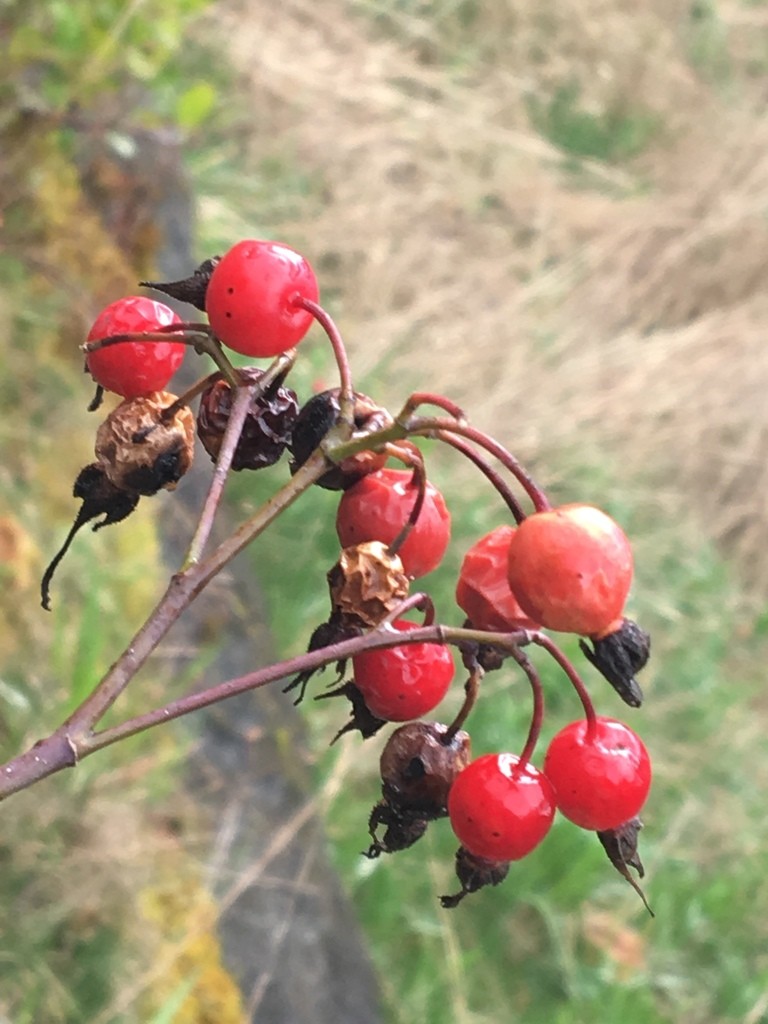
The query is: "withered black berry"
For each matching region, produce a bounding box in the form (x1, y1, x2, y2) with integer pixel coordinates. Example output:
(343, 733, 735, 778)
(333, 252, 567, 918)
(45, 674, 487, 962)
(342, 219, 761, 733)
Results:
(288, 388, 393, 490)
(196, 367, 299, 471)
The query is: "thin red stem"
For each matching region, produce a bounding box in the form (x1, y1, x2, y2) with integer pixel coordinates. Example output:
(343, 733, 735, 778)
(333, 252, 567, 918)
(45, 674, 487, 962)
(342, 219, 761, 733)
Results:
(387, 456, 427, 562)
(531, 632, 598, 735)
(82, 329, 209, 351)
(83, 325, 242, 388)
(379, 591, 436, 628)
(401, 391, 467, 421)
(509, 646, 545, 769)
(405, 415, 551, 513)
(443, 663, 481, 744)
(434, 430, 526, 523)
(82, 623, 521, 752)
(293, 297, 354, 427)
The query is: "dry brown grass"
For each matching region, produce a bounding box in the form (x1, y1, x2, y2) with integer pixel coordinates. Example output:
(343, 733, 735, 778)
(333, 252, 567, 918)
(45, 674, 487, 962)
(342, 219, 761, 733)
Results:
(200, 0, 768, 594)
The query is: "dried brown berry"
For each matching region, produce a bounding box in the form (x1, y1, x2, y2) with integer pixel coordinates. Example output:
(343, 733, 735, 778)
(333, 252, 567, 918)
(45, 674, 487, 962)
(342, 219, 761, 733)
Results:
(94, 391, 195, 495)
(379, 722, 471, 818)
(440, 846, 510, 908)
(285, 541, 409, 705)
(458, 623, 510, 674)
(196, 367, 299, 471)
(289, 388, 394, 490)
(366, 721, 472, 857)
(328, 542, 410, 629)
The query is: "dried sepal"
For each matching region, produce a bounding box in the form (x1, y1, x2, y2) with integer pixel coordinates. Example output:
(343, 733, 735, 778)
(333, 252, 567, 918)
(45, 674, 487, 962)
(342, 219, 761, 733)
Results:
(458, 623, 510, 675)
(95, 390, 195, 495)
(597, 816, 654, 917)
(365, 801, 428, 858)
(440, 846, 510, 908)
(140, 256, 220, 311)
(40, 463, 140, 610)
(283, 615, 363, 705)
(196, 367, 299, 471)
(328, 541, 410, 629)
(316, 680, 387, 743)
(580, 617, 650, 707)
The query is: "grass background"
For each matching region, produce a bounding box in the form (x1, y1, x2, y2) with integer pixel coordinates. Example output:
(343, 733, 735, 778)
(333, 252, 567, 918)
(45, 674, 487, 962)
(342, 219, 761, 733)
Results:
(2, 0, 768, 1020)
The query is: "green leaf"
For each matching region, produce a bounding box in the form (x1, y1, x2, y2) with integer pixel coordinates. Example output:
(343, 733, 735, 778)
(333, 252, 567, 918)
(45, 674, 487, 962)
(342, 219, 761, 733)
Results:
(176, 81, 217, 130)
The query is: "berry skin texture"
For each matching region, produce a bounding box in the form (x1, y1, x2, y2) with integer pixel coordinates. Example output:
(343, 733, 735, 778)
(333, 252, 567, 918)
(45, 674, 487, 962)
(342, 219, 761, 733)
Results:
(506, 503, 633, 635)
(86, 297, 184, 398)
(352, 619, 455, 722)
(447, 753, 556, 861)
(456, 525, 540, 632)
(336, 468, 451, 578)
(543, 717, 651, 831)
(205, 239, 319, 357)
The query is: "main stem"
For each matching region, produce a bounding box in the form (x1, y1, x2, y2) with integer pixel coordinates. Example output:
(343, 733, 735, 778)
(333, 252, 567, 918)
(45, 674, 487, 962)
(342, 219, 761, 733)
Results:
(0, 623, 531, 801)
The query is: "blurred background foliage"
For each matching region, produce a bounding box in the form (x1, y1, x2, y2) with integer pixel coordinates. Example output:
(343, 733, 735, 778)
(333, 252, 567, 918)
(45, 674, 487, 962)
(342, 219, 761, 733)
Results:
(2, 0, 768, 1021)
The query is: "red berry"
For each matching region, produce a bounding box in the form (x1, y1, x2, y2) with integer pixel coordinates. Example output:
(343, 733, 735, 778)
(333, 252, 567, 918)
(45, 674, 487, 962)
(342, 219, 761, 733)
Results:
(506, 503, 633, 635)
(543, 716, 651, 831)
(336, 469, 451, 578)
(86, 297, 184, 398)
(205, 239, 319, 357)
(352, 619, 455, 721)
(456, 525, 539, 632)
(447, 753, 556, 861)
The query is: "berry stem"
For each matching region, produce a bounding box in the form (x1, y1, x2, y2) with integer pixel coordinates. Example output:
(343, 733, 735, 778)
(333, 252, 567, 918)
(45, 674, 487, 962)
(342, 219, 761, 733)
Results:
(531, 631, 598, 735)
(70, 624, 528, 754)
(159, 371, 223, 422)
(293, 297, 354, 429)
(401, 392, 467, 422)
(379, 592, 436, 627)
(443, 663, 482, 744)
(182, 380, 255, 567)
(434, 431, 526, 524)
(404, 415, 551, 513)
(0, 622, 531, 800)
(386, 453, 428, 563)
(508, 646, 545, 770)
(83, 325, 242, 390)
(59, 450, 331, 738)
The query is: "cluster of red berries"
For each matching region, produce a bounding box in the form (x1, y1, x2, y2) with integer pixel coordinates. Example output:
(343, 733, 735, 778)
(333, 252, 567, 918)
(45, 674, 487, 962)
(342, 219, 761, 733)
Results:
(43, 236, 654, 912)
(295, 480, 652, 908)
